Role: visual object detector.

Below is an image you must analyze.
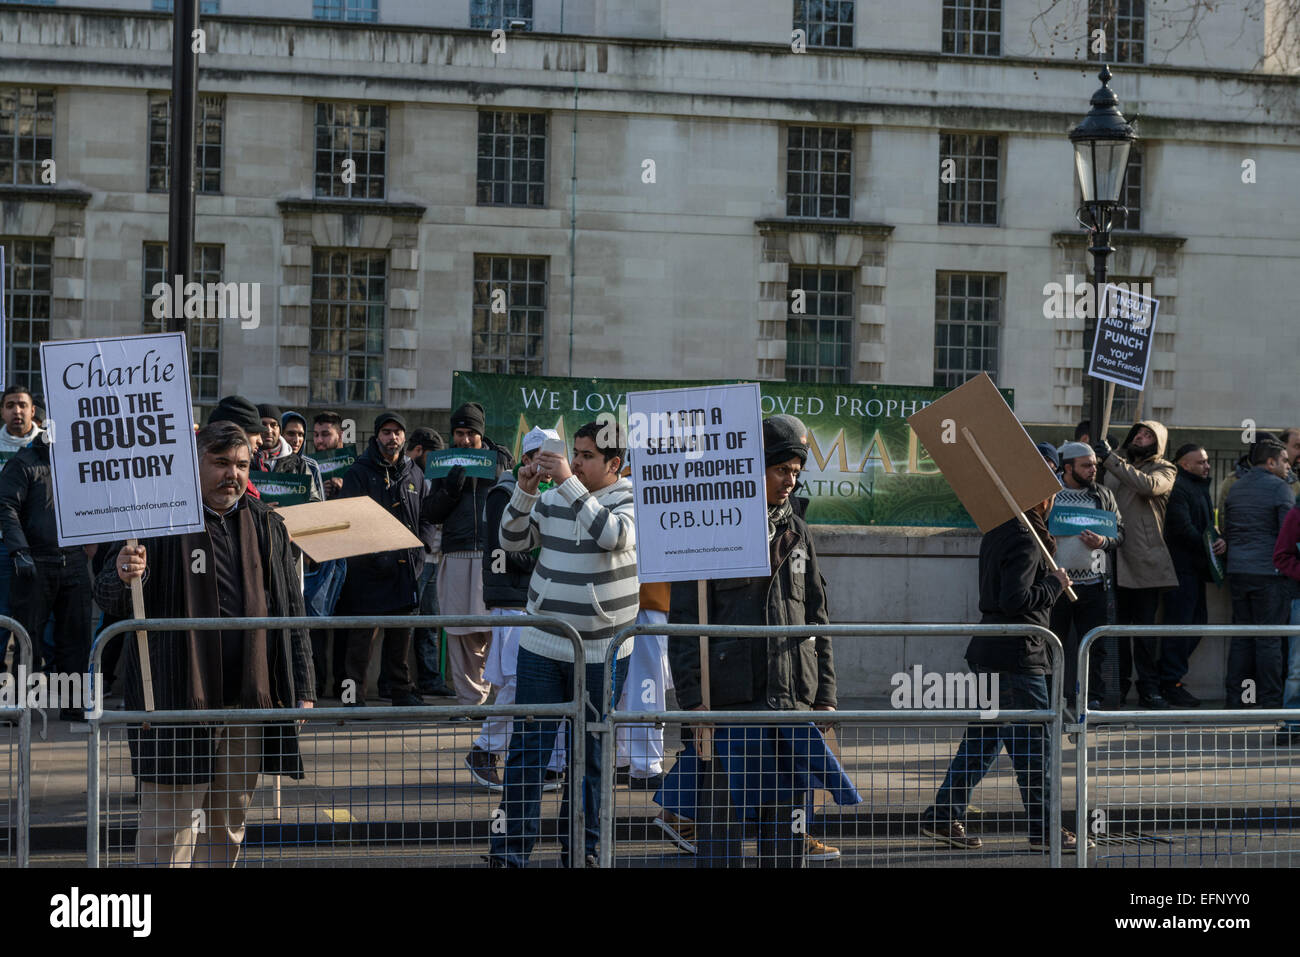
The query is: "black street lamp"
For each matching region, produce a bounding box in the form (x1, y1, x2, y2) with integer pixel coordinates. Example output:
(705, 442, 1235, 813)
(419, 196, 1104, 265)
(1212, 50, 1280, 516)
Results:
(1070, 65, 1136, 443)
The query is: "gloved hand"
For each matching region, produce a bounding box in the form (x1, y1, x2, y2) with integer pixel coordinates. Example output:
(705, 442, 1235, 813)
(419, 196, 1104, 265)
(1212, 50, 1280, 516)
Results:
(1092, 439, 1112, 463)
(445, 464, 467, 496)
(12, 550, 36, 581)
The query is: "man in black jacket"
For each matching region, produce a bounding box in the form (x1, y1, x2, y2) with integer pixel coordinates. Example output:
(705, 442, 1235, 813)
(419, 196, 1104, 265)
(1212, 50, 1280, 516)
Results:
(335, 411, 432, 707)
(1158, 445, 1225, 707)
(0, 430, 93, 718)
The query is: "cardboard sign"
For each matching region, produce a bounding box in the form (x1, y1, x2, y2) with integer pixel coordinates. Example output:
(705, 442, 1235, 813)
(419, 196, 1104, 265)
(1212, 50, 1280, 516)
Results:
(907, 373, 1061, 534)
(628, 382, 770, 583)
(39, 333, 204, 547)
(312, 444, 357, 480)
(276, 495, 425, 563)
(425, 447, 496, 481)
(1048, 505, 1118, 538)
(1087, 283, 1160, 390)
(251, 470, 313, 507)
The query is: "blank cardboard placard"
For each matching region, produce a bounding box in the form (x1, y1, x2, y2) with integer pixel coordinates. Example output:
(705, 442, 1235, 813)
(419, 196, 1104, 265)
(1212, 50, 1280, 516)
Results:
(276, 496, 424, 563)
(906, 373, 1061, 534)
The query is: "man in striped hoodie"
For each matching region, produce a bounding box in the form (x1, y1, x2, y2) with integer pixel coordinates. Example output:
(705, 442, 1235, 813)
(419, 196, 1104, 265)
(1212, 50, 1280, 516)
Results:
(488, 420, 638, 867)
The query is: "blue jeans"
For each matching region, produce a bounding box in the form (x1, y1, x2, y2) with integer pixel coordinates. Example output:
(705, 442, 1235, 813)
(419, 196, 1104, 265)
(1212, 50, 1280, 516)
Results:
(1285, 599, 1300, 730)
(924, 672, 1051, 841)
(489, 647, 628, 867)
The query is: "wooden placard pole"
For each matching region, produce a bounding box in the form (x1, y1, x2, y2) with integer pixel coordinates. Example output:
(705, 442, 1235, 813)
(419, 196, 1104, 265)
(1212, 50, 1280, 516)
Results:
(696, 579, 713, 761)
(961, 427, 1078, 604)
(126, 536, 155, 712)
(1099, 381, 1116, 449)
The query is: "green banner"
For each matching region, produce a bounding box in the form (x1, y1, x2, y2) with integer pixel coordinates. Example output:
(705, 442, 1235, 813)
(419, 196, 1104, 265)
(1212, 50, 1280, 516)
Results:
(250, 470, 313, 507)
(450, 371, 1014, 527)
(312, 444, 357, 480)
(425, 447, 496, 480)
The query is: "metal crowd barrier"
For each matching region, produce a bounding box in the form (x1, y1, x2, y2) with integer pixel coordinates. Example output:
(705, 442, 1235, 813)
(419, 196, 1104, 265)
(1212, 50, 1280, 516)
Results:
(86, 615, 586, 868)
(598, 623, 1065, 868)
(1078, 624, 1300, 869)
(0, 617, 32, 868)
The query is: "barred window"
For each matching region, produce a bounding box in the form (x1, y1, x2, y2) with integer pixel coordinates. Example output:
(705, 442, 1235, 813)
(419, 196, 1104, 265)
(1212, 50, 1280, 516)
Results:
(310, 249, 386, 405)
(313, 0, 378, 21)
(472, 255, 546, 375)
(786, 126, 852, 220)
(148, 93, 225, 194)
(477, 111, 546, 207)
(934, 272, 1002, 388)
(786, 266, 853, 384)
(0, 88, 54, 187)
(471, 0, 532, 30)
(314, 103, 387, 200)
(938, 133, 999, 226)
(942, 0, 1001, 56)
(141, 242, 224, 403)
(0, 239, 52, 397)
(1088, 0, 1145, 64)
(1118, 147, 1142, 231)
(793, 0, 854, 49)
(152, 0, 221, 12)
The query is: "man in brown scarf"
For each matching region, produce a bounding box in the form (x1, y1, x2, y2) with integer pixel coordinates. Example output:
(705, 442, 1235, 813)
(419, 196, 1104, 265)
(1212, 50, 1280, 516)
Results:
(93, 421, 315, 867)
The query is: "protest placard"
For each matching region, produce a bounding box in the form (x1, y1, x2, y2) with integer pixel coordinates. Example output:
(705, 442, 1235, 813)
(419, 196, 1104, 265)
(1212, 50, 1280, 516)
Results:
(1087, 282, 1160, 391)
(1048, 504, 1119, 538)
(424, 447, 496, 481)
(250, 470, 313, 507)
(312, 444, 357, 481)
(276, 496, 425, 564)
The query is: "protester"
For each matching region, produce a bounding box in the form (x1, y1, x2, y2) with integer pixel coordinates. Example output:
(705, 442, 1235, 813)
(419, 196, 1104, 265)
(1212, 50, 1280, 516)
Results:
(921, 493, 1085, 853)
(405, 427, 453, 698)
(667, 416, 854, 867)
(1222, 437, 1294, 708)
(0, 428, 93, 718)
(1096, 420, 1178, 708)
(0, 384, 42, 673)
(1037, 442, 1060, 474)
(254, 403, 289, 471)
(92, 421, 315, 866)
(1270, 491, 1300, 743)
(424, 403, 509, 708)
(334, 412, 432, 707)
(273, 410, 324, 501)
(488, 421, 637, 867)
(1048, 442, 1124, 712)
(614, 581, 673, 790)
(281, 411, 308, 456)
(1158, 445, 1225, 707)
(208, 395, 265, 499)
(1074, 420, 1091, 445)
(313, 411, 346, 499)
(466, 426, 564, 791)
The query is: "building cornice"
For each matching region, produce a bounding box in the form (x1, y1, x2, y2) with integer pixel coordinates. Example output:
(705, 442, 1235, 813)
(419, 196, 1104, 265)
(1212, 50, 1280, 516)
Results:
(1052, 231, 1188, 250)
(757, 219, 895, 239)
(276, 197, 426, 219)
(0, 186, 91, 207)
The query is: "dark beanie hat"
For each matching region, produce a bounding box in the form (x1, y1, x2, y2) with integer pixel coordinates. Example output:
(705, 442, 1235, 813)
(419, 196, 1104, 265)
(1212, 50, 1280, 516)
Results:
(208, 395, 262, 434)
(763, 415, 809, 468)
(408, 427, 444, 451)
(450, 402, 486, 436)
(257, 403, 283, 423)
(373, 410, 408, 435)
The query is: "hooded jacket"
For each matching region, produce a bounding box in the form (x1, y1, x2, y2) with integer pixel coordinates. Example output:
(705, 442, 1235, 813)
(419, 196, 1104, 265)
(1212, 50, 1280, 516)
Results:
(335, 436, 432, 614)
(422, 437, 512, 554)
(1101, 419, 1179, 590)
(1164, 466, 1219, 581)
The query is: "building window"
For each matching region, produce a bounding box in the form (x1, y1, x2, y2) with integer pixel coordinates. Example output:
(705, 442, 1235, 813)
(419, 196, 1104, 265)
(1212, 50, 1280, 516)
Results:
(470, 0, 532, 30)
(0, 88, 54, 187)
(314, 103, 387, 200)
(313, 0, 378, 21)
(152, 0, 222, 12)
(786, 266, 853, 383)
(942, 0, 1001, 56)
(148, 93, 224, 194)
(1118, 147, 1142, 231)
(477, 111, 546, 207)
(793, 0, 854, 49)
(786, 126, 852, 220)
(1, 239, 52, 397)
(310, 249, 386, 404)
(934, 272, 1002, 388)
(142, 242, 224, 403)
(938, 133, 999, 226)
(1088, 0, 1145, 64)
(472, 255, 546, 375)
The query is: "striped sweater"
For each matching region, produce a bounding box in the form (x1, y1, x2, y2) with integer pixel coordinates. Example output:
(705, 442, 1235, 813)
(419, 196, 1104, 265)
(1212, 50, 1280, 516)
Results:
(500, 474, 639, 663)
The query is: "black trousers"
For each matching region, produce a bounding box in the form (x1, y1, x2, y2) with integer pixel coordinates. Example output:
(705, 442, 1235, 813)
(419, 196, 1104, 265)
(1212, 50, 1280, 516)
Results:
(1225, 573, 1289, 707)
(1158, 568, 1208, 687)
(1116, 586, 1165, 698)
(1049, 579, 1112, 705)
(343, 610, 415, 705)
(11, 553, 93, 680)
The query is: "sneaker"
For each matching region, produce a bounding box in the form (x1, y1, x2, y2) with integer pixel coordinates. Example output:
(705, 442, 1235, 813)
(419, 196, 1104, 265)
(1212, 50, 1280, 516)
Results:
(390, 690, 425, 706)
(654, 811, 697, 854)
(1138, 691, 1170, 710)
(418, 680, 456, 698)
(1029, 829, 1094, 853)
(464, 747, 503, 791)
(805, 835, 840, 861)
(920, 820, 982, 849)
(1162, 683, 1201, 708)
(543, 770, 564, 793)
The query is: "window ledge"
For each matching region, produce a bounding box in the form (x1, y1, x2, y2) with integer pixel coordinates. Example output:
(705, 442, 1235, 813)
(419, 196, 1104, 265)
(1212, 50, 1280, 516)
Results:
(277, 197, 426, 219)
(1053, 230, 1186, 250)
(756, 218, 895, 238)
(0, 186, 92, 207)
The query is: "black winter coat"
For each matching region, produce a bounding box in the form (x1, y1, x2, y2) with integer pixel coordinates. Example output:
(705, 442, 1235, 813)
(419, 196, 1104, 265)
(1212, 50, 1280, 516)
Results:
(422, 438, 511, 554)
(0, 435, 78, 557)
(481, 472, 534, 607)
(965, 516, 1065, 675)
(668, 508, 835, 711)
(1164, 467, 1218, 580)
(336, 438, 432, 614)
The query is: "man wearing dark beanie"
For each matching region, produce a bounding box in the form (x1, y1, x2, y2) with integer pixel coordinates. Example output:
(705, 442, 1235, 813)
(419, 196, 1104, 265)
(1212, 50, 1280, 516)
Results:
(255, 403, 291, 471)
(208, 395, 265, 499)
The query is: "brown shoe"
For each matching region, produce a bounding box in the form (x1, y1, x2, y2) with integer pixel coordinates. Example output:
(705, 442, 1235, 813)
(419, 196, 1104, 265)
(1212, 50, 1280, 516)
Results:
(920, 820, 983, 849)
(805, 836, 840, 861)
(463, 747, 502, 791)
(1030, 828, 1093, 853)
